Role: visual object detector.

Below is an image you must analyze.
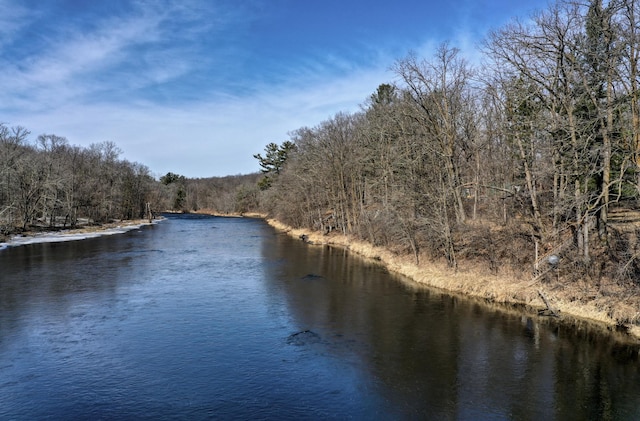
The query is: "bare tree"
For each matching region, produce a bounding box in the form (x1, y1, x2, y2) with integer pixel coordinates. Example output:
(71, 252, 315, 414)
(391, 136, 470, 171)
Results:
(0, 125, 30, 232)
(393, 44, 473, 225)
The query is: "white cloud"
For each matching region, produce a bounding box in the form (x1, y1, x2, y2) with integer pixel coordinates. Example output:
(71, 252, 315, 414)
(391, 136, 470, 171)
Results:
(2, 13, 162, 105)
(0, 1, 224, 113)
(0, 0, 33, 47)
(2, 0, 524, 179)
(10, 57, 393, 178)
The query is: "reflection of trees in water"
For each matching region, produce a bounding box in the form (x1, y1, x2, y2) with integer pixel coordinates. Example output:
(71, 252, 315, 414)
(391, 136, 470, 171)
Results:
(552, 326, 640, 419)
(261, 229, 640, 417)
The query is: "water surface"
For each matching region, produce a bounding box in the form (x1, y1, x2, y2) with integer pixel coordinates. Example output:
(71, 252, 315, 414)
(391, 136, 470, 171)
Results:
(1, 214, 639, 419)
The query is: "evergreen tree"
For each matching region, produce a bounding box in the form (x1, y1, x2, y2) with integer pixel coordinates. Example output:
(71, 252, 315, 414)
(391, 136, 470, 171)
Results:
(253, 141, 296, 190)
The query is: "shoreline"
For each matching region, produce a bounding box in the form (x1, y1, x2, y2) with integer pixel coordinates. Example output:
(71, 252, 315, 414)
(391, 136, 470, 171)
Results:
(191, 209, 266, 218)
(0, 218, 161, 250)
(264, 217, 640, 344)
(4, 211, 638, 343)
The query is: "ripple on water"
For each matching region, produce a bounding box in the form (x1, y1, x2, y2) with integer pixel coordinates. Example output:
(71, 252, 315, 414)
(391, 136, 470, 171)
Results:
(2, 215, 640, 420)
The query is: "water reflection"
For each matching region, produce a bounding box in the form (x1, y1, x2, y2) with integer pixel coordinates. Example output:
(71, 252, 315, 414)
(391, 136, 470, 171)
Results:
(1, 214, 639, 420)
(261, 229, 640, 419)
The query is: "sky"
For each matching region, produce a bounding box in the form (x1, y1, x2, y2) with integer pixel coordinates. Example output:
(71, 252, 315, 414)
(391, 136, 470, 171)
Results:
(0, 0, 550, 178)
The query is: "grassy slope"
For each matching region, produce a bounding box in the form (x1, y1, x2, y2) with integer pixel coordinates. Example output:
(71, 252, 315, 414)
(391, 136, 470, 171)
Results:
(266, 217, 640, 343)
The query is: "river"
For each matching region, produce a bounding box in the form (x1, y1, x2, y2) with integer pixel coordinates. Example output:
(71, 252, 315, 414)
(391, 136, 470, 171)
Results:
(1, 213, 639, 420)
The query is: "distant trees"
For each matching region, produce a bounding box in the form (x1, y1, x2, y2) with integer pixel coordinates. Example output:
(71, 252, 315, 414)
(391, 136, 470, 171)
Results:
(160, 172, 187, 211)
(0, 125, 30, 233)
(0, 125, 263, 236)
(0, 121, 268, 237)
(158, 173, 262, 214)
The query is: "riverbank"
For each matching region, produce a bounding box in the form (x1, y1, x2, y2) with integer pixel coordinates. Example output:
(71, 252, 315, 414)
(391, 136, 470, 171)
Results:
(265, 217, 640, 343)
(192, 209, 265, 218)
(5, 211, 638, 342)
(0, 218, 160, 250)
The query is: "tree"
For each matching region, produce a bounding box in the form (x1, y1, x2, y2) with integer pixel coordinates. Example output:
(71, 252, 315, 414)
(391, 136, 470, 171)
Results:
(35, 134, 69, 227)
(0, 125, 30, 232)
(619, 0, 640, 194)
(254, 141, 296, 189)
(160, 172, 185, 185)
(389, 44, 477, 265)
(484, 1, 605, 260)
(580, 0, 622, 239)
(393, 44, 472, 225)
(158, 172, 187, 211)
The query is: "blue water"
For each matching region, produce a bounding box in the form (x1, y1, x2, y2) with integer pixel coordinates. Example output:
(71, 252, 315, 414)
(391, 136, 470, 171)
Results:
(1, 214, 639, 420)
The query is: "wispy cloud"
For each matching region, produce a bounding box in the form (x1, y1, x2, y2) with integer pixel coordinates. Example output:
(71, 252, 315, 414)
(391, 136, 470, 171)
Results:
(0, 0, 33, 47)
(1, 9, 156, 108)
(0, 0, 549, 177)
(0, 0, 241, 112)
(14, 55, 392, 177)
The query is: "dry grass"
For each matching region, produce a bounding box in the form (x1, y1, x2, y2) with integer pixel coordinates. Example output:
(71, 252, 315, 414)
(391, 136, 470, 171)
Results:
(266, 217, 640, 343)
(192, 209, 267, 218)
(68, 219, 156, 233)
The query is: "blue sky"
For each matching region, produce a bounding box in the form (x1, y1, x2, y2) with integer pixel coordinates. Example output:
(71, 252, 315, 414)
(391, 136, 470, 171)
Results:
(1, 0, 548, 178)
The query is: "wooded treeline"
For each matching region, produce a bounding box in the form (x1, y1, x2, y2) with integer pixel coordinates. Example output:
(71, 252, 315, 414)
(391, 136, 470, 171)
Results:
(256, 0, 640, 282)
(0, 123, 261, 239)
(159, 171, 261, 215)
(0, 125, 161, 235)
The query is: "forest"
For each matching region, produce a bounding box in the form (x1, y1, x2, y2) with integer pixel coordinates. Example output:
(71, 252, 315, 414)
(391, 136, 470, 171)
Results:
(0, 129, 157, 233)
(0, 125, 260, 238)
(2, 0, 640, 323)
(254, 0, 640, 285)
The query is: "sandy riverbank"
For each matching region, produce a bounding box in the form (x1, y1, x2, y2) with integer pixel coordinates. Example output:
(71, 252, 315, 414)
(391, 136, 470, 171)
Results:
(264, 217, 640, 343)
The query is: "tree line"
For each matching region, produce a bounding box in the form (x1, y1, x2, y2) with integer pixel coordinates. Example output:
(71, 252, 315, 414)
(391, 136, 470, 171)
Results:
(0, 125, 161, 236)
(0, 122, 262, 240)
(255, 0, 640, 282)
(159, 171, 261, 215)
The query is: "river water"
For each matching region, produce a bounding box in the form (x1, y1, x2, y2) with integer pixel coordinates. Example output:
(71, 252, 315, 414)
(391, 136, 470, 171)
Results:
(1, 213, 639, 420)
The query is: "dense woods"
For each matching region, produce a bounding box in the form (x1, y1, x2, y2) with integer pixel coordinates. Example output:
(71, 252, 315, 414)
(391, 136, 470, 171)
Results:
(256, 0, 640, 288)
(0, 126, 158, 236)
(0, 124, 261, 239)
(159, 172, 261, 214)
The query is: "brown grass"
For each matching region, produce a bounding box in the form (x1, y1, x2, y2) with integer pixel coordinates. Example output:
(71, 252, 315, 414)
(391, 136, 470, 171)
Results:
(192, 209, 267, 218)
(266, 217, 640, 343)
